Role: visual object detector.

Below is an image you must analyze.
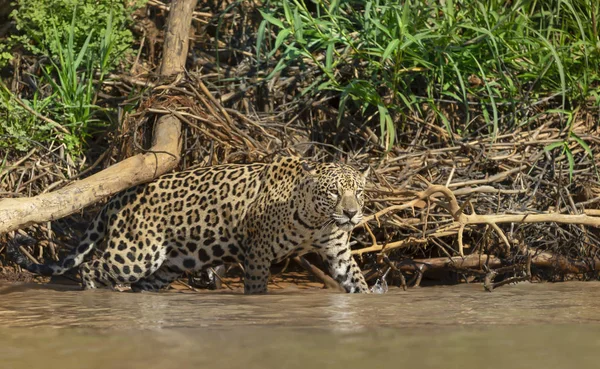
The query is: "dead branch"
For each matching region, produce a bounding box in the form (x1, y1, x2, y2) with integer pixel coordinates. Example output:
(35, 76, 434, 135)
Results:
(293, 256, 344, 292)
(360, 184, 600, 257)
(483, 254, 531, 291)
(397, 253, 502, 272)
(397, 250, 600, 276)
(351, 236, 427, 256)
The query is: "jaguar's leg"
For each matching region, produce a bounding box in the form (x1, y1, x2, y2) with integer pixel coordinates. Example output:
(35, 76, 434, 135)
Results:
(79, 260, 116, 290)
(319, 235, 369, 293)
(242, 247, 272, 295)
(130, 264, 182, 292)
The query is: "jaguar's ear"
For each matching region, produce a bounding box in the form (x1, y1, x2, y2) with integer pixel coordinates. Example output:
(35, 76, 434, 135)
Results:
(359, 166, 370, 182)
(301, 162, 318, 178)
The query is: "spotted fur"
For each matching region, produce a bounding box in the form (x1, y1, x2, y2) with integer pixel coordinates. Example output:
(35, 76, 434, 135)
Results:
(8, 157, 370, 294)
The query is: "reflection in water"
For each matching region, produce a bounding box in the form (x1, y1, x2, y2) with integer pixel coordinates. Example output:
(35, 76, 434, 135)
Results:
(1, 281, 600, 369)
(326, 294, 362, 331)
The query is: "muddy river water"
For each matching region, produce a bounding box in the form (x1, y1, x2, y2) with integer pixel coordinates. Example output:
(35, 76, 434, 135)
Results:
(1, 281, 599, 368)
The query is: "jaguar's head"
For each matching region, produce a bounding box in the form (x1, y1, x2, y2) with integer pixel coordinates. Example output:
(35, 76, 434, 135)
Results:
(302, 162, 369, 232)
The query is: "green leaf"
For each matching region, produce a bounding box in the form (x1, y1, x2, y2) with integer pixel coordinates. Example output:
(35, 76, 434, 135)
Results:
(381, 39, 400, 62)
(328, 0, 339, 14)
(293, 8, 304, 44)
(377, 104, 395, 148)
(282, 0, 293, 26)
(265, 57, 288, 80)
(337, 86, 351, 127)
(256, 20, 268, 60)
(371, 18, 392, 38)
(571, 133, 593, 158)
(565, 147, 575, 183)
(385, 112, 395, 149)
(527, 27, 566, 109)
(317, 80, 333, 91)
(300, 75, 325, 96)
(74, 30, 94, 70)
(430, 104, 454, 141)
(377, 104, 387, 139)
(268, 29, 291, 58)
(258, 10, 285, 28)
(544, 141, 565, 152)
(325, 43, 334, 73)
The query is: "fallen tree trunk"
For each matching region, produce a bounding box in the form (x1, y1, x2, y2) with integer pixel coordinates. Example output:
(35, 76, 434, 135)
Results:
(0, 0, 198, 234)
(399, 250, 600, 275)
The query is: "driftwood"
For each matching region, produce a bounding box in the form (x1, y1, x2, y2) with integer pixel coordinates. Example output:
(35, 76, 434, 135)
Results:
(358, 185, 600, 257)
(0, 0, 198, 234)
(293, 257, 345, 292)
(395, 250, 600, 278)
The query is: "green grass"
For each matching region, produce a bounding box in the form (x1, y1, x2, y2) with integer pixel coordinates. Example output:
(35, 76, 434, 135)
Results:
(1, 8, 119, 155)
(7, 0, 138, 69)
(256, 0, 600, 146)
(0, 82, 55, 151)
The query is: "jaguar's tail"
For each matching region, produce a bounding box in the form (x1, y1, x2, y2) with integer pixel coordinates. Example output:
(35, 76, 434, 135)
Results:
(7, 234, 97, 276)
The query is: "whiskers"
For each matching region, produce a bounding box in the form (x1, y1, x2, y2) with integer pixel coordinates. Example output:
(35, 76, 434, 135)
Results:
(331, 214, 347, 224)
(321, 218, 336, 231)
(330, 212, 362, 230)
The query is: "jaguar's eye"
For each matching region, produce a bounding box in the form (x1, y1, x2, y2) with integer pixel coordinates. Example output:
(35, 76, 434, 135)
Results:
(356, 189, 363, 197)
(328, 191, 338, 199)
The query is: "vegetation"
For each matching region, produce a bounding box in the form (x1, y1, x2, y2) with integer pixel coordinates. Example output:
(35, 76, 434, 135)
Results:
(0, 82, 55, 151)
(8, 0, 136, 68)
(1, 3, 131, 155)
(257, 0, 600, 150)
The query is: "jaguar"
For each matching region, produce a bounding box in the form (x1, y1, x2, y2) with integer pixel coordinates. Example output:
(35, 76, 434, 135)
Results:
(8, 156, 370, 294)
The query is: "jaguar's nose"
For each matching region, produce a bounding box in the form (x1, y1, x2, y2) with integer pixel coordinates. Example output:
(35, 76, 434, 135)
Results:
(343, 209, 358, 219)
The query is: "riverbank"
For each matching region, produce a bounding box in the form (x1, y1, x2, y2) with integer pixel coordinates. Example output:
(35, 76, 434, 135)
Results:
(1, 0, 599, 290)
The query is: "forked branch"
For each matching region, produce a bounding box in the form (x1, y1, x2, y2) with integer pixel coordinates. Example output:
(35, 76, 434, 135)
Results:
(359, 185, 600, 256)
